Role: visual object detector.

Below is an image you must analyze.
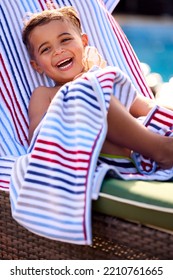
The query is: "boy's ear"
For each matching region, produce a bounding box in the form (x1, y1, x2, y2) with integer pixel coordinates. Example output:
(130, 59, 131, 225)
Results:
(81, 33, 88, 47)
(30, 60, 43, 74)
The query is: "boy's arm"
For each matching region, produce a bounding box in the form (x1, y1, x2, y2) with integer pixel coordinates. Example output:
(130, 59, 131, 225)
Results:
(130, 94, 173, 118)
(129, 95, 157, 117)
(28, 87, 50, 143)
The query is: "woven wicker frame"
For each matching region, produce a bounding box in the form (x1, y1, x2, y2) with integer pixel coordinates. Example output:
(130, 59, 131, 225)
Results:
(1, 191, 173, 260)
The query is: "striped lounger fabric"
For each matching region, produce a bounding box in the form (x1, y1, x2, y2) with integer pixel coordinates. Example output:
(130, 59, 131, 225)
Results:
(1, 0, 173, 247)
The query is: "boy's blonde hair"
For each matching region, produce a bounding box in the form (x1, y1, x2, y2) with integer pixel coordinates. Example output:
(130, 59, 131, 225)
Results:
(22, 7, 82, 58)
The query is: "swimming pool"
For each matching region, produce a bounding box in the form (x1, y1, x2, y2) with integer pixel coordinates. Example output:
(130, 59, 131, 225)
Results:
(121, 22, 173, 82)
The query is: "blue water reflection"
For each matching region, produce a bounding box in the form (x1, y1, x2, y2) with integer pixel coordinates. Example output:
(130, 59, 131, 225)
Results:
(122, 23, 173, 82)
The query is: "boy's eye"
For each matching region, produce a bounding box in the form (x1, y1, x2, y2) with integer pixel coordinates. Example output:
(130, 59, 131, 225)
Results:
(61, 37, 72, 43)
(40, 47, 50, 54)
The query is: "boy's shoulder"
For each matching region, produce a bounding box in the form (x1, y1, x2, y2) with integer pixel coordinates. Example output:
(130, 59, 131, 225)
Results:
(32, 85, 54, 95)
(32, 85, 60, 100)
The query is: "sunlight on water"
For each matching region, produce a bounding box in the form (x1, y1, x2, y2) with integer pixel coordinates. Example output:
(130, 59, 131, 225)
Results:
(122, 23, 173, 82)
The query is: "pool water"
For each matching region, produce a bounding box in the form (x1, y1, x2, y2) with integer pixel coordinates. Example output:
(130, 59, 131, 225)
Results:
(122, 23, 173, 82)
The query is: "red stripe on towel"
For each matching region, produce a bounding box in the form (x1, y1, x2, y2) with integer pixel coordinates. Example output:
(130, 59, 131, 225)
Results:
(36, 139, 91, 156)
(34, 147, 90, 163)
(31, 154, 89, 171)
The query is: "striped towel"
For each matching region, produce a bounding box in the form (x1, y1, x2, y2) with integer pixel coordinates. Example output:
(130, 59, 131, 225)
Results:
(9, 69, 112, 245)
(9, 68, 173, 244)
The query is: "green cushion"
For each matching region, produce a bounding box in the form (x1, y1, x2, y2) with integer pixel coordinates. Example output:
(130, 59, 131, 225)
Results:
(93, 178, 173, 231)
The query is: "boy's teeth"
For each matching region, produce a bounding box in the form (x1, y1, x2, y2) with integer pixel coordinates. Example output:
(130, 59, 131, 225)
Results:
(58, 58, 72, 67)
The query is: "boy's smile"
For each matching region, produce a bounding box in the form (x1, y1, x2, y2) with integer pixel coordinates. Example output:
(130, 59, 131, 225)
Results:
(29, 20, 88, 84)
(56, 57, 73, 70)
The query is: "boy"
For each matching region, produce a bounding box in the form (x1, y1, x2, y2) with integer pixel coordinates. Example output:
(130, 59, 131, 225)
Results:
(22, 7, 173, 170)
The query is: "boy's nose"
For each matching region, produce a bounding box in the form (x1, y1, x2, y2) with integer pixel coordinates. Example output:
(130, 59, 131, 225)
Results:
(53, 47, 65, 56)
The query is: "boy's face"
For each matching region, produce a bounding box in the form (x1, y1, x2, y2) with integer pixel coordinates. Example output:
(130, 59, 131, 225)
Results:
(29, 20, 88, 84)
